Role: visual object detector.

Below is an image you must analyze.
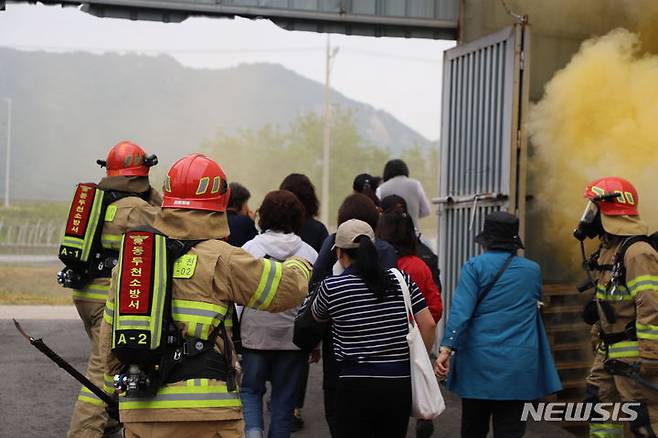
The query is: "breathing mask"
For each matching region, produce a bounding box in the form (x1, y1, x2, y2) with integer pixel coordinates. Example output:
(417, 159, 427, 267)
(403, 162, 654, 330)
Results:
(573, 200, 604, 241)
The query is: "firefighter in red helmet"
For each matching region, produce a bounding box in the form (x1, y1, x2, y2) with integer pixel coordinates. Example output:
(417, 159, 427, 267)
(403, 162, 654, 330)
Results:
(64, 141, 161, 438)
(575, 177, 658, 438)
(99, 153, 312, 438)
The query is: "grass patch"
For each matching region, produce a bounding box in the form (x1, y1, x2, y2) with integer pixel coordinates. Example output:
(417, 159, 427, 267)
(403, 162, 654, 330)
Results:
(0, 200, 69, 222)
(0, 263, 71, 305)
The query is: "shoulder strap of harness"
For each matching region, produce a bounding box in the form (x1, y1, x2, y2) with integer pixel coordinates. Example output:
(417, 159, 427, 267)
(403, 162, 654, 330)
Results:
(613, 235, 653, 288)
(133, 229, 238, 390)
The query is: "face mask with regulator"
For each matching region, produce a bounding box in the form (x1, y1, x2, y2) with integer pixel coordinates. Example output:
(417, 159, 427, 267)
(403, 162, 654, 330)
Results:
(573, 194, 620, 324)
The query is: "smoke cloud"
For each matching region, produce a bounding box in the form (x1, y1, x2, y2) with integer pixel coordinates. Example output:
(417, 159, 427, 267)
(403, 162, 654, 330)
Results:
(528, 26, 658, 274)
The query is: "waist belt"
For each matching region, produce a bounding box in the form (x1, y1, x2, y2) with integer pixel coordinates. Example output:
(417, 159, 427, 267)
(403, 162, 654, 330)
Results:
(165, 347, 230, 384)
(601, 326, 637, 345)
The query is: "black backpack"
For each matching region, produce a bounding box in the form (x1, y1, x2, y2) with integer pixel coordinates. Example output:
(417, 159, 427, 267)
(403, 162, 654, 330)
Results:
(417, 238, 442, 291)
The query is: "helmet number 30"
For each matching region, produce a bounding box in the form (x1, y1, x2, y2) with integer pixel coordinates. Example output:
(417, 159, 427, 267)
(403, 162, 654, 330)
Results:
(591, 186, 635, 205)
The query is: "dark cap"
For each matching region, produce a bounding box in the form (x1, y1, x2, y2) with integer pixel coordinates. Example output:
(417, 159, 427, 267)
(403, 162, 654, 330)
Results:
(353, 173, 374, 193)
(474, 211, 524, 251)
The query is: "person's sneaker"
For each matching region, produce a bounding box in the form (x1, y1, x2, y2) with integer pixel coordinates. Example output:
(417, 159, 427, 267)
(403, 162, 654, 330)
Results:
(291, 408, 304, 432)
(416, 419, 434, 438)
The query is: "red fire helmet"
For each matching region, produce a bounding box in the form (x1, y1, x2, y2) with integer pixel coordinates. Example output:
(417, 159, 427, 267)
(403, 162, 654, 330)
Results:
(584, 176, 639, 216)
(162, 154, 230, 212)
(100, 141, 153, 177)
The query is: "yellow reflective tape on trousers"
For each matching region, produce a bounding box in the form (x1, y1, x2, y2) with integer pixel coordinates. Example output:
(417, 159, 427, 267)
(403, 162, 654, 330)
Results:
(628, 275, 658, 297)
(589, 422, 624, 437)
(637, 323, 658, 340)
(119, 379, 241, 410)
(72, 282, 110, 302)
(247, 259, 283, 310)
(284, 259, 311, 281)
(608, 340, 640, 358)
(596, 284, 632, 302)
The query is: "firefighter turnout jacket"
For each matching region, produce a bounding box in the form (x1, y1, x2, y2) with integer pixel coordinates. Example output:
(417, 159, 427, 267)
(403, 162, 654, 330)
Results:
(99, 208, 311, 424)
(68, 177, 160, 437)
(593, 239, 658, 361)
(587, 236, 658, 438)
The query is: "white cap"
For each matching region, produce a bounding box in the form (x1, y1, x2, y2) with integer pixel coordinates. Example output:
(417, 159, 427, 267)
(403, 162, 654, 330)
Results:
(332, 219, 375, 250)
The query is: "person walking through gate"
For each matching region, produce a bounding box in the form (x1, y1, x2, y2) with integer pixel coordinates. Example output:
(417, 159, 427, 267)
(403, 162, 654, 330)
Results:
(434, 211, 561, 438)
(375, 159, 432, 231)
(65, 141, 161, 438)
(226, 182, 258, 248)
(239, 190, 318, 438)
(311, 219, 436, 438)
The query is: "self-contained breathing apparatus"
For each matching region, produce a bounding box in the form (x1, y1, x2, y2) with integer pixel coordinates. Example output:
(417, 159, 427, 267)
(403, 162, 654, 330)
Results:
(110, 229, 236, 398)
(57, 183, 149, 289)
(575, 200, 658, 347)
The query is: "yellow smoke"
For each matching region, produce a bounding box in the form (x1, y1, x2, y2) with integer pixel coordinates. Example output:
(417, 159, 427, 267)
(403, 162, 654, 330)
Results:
(528, 27, 658, 276)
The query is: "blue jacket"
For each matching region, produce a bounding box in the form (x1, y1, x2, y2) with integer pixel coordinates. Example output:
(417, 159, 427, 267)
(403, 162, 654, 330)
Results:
(442, 250, 562, 400)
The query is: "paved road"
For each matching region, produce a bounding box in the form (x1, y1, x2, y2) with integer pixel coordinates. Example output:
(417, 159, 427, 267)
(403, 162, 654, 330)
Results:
(1, 310, 575, 438)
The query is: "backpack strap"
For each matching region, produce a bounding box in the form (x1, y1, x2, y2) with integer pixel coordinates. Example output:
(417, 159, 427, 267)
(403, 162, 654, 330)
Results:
(612, 236, 653, 288)
(476, 253, 515, 307)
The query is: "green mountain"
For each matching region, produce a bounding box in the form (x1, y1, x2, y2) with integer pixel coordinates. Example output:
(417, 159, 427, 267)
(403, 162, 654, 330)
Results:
(0, 47, 431, 201)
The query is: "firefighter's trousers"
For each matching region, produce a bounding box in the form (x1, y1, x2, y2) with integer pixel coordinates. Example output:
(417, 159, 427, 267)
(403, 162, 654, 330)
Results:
(587, 352, 658, 438)
(123, 419, 245, 438)
(68, 300, 115, 438)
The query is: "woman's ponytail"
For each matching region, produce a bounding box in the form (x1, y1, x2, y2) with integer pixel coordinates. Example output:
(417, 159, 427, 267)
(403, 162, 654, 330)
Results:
(349, 235, 394, 298)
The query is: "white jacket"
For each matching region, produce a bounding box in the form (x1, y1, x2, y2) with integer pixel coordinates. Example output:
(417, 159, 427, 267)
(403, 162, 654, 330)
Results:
(240, 230, 318, 350)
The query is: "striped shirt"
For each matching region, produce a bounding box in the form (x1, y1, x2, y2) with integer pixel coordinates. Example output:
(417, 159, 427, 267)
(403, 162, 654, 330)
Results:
(312, 267, 427, 378)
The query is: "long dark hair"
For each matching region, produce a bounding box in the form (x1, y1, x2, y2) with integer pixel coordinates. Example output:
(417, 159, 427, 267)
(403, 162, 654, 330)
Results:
(376, 211, 417, 257)
(344, 235, 394, 298)
(279, 173, 319, 217)
(382, 159, 409, 182)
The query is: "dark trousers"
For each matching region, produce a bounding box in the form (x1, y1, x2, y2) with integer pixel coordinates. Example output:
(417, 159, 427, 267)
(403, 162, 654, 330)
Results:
(240, 349, 308, 438)
(336, 377, 411, 438)
(322, 333, 340, 437)
(461, 399, 527, 438)
(294, 360, 310, 408)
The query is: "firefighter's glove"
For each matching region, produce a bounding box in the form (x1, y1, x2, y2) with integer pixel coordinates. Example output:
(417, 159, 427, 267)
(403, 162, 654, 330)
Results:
(640, 359, 658, 377)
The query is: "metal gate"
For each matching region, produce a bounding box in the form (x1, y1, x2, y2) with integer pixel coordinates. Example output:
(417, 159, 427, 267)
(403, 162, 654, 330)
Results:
(435, 24, 530, 322)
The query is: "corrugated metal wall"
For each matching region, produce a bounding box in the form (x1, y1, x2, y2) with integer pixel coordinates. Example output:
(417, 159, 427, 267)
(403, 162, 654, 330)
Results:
(436, 24, 529, 320)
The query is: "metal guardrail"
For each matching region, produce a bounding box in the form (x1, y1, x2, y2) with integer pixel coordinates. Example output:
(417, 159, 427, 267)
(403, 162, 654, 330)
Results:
(0, 220, 64, 248)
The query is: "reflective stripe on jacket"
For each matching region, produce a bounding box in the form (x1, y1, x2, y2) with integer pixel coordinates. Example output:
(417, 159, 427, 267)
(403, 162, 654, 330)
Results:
(595, 240, 658, 363)
(72, 194, 159, 303)
(99, 228, 311, 423)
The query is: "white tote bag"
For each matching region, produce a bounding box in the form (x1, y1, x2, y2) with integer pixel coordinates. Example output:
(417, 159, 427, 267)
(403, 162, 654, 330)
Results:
(391, 268, 446, 419)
